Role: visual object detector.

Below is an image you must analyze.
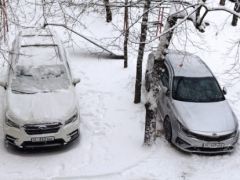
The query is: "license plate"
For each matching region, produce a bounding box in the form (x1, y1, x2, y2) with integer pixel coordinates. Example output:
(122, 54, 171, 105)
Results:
(31, 136, 55, 142)
(203, 143, 224, 148)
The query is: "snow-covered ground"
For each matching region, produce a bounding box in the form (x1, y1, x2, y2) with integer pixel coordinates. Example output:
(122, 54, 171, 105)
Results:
(1, 49, 240, 180)
(0, 1, 240, 180)
(0, 50, 149, 180)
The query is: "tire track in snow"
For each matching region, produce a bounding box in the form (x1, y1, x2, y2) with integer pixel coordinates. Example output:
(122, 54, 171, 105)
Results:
(52, 146, 157, 180)
(78, 86, 114, 166)
(56, 57, 154, 179)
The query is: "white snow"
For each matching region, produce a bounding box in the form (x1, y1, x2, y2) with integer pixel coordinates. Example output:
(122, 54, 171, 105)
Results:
(0, 50, 150, 180)
(0, 0, 240, 180)
(19, 46, 62, 66)
(7, 88, 78, 124)
(21, 36, 54, 47)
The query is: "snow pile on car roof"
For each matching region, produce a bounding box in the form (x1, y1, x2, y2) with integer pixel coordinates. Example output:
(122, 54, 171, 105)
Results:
(18, 46, 62, 66)
(21, 35, 55, 46)
(21, 28, 52, 36)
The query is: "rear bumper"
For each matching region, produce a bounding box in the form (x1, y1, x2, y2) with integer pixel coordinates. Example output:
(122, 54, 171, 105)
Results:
(4, 120, 80, 149)
(173, 130, 239, 154)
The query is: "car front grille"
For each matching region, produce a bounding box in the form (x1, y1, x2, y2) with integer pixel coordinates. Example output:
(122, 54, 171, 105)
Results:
(187, 146, 234, 153)
(24, 122, 62, 135)
(188, 131, 236, 141)
(21, 139, 65, 148)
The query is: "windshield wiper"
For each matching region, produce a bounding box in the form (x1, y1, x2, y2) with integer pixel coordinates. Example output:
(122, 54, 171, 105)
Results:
(12, 89, 36, 94)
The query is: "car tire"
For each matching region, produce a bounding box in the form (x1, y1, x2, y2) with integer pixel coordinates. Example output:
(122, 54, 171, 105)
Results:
(145, 71, 150, 92)
(163, 117, 172, 143)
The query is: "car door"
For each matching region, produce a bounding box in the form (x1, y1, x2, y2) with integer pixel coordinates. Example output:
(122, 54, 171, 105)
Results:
(156, 64, 171, 121)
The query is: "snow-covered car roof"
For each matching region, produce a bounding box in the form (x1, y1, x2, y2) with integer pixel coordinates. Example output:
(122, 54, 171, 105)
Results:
(19, 28, 58, 47)
(21, 28, 52, 37)
(16, 29, 64, 67)
(18, 46, 62, 67)
(165, 50, 213, 77)
(21, 35, 55, 46)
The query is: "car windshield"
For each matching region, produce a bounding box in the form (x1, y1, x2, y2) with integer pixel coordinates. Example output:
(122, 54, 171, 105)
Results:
(11, 65, 70, 94)
(172, 77, 225, 102)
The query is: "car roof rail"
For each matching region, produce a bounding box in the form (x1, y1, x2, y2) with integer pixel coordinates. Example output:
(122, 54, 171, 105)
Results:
(21, 44, 58, 47)
(21, 34, 53, 37)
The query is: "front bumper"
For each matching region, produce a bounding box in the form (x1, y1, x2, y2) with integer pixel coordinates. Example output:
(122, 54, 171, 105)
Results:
(4, 120, 80, 149)
(173, 130, 239, 154)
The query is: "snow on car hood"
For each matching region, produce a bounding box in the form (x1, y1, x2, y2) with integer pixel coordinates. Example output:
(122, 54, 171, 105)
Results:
(6, 88, 78, 124)
(173, 100, 238, 134)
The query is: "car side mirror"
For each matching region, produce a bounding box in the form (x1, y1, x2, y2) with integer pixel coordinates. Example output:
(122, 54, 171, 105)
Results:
(72, 78, 80, 86)
(222, 86, 227, 95)
(0, 81, 7, 90)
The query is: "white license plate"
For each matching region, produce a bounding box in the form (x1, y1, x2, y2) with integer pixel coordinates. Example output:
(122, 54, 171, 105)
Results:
(203, 143, 224, 148)
(31, 136, 55, 142)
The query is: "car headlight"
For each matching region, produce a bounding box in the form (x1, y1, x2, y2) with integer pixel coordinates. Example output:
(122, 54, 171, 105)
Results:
(65, 113, 78, 125)
(230, 129, 239, 138)
(6, 118, 20, 129)
(178, 121, 193, 136)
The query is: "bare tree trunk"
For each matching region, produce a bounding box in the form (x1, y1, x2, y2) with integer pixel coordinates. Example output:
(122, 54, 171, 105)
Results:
(0, 0, 3, 41)
(153, 16, 177, 79)
(143, 16, 177, 145)
(144, 102, 156, 145)
(219, 0, 226, 6)
(123, 0, 129, 68)
(103, 0, 112, 22)
(42, 0, 47, 25)
(232, 0, 240, 26)
(1, 0, 8, 41)
(134, 0, 151, 103)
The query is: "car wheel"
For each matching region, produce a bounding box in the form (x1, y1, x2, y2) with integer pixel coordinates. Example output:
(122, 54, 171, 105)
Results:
(145, 71, 150, 92)
(163, 117, 172, 143)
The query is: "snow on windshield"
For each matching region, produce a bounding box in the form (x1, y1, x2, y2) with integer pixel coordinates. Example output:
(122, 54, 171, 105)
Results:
(172, 77, 225, 102)
(18, 46, 62, 66)
(11, 65, 70, 93)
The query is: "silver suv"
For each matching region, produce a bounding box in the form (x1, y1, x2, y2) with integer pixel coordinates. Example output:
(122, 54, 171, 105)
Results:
(145, 50, 239, 153)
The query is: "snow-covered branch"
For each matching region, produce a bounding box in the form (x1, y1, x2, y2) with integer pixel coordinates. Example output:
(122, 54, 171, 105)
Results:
(206, 6, 240, 18)
(154, 0, 240, 62)
(155, 3, 205, 62)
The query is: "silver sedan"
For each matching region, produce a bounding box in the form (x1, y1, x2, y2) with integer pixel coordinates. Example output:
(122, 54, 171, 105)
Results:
(145, 50, 239, 154)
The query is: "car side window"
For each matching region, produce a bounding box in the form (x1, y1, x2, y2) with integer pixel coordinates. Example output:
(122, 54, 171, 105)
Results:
(160, 65, 169, 88)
